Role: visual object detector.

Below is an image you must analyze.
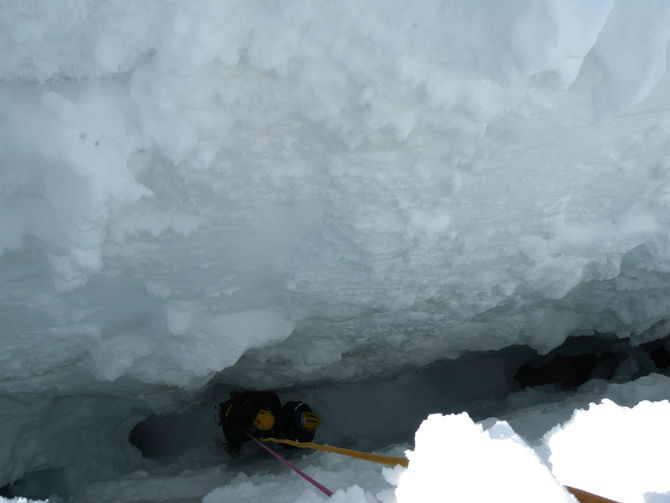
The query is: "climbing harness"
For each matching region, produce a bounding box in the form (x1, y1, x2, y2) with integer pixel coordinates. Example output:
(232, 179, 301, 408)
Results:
(260, 437, 408, 467)
(245, 432, 334, 497)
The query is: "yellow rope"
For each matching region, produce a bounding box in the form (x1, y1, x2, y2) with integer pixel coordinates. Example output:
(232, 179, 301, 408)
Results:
(260, 437, 409, 467)
(565, 486, 620, 503)
(260, 438, 621, 502)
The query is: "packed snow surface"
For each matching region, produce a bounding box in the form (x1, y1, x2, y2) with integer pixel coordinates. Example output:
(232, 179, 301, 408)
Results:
(4, 0, 670, 391)
(3, 0, 670, 502)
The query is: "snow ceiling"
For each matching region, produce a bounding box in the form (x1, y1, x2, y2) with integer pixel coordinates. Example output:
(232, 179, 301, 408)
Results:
(3, 0, 670, 395)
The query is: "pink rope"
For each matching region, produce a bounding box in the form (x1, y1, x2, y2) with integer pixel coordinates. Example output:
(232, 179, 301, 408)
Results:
(245, 431, 334, 497)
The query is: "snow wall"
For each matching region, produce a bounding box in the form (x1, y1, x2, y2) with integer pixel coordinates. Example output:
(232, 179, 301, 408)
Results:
(4, 0, 670, 500)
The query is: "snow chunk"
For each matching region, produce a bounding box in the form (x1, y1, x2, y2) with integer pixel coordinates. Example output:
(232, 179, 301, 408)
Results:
(395, 413, 574, 503)
(546, 399, 670, 503)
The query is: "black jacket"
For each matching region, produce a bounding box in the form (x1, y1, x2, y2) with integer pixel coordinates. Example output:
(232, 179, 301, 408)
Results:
(276, 401, 316, 444)
(218, 391, 281, 452)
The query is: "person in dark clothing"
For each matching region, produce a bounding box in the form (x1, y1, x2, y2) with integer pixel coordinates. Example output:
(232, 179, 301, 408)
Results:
(275, 400, 321, 445)
(217, 390, 281, 457)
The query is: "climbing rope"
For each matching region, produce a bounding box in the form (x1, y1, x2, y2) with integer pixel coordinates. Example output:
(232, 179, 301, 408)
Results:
(565, 486, 620, 503)
(260, 437, 408, 467)
(245, 432, 334, 497)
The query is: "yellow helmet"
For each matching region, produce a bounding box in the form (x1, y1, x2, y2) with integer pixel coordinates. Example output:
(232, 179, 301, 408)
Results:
(301, 411, 321, 431)
(253, 410, 275, 431)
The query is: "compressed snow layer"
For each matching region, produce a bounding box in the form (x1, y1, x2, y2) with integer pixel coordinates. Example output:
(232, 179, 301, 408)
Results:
(4, 2, 670, 392)
(547, 399, 670, 503)
(88, 308, 295, 383)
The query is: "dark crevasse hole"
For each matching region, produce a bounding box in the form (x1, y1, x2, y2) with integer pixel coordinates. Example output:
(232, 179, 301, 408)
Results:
(0, 468, 71, 501)
(128, 399, 224, 461)
(128, 419, 146, 455)
(514, 332, 670, 391)
(128, 412, 200, 459)
(646, 340, 670, 369)
(515, 352, 617, 390)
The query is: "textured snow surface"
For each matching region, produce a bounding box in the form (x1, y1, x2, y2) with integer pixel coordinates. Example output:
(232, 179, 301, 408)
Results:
(4, 0, 670, 392)
(4, 1, 670, 501)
